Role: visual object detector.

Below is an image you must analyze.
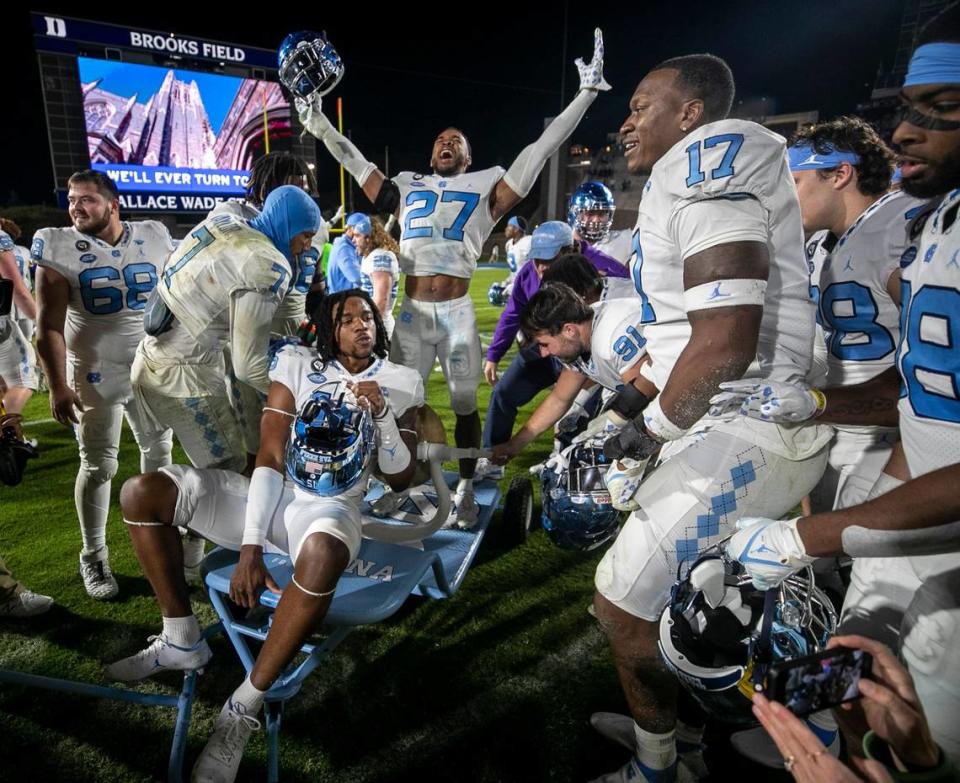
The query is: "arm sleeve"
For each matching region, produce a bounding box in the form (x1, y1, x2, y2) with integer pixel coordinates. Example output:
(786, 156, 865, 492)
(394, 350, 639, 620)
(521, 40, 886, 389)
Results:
(230, 289, 280, 394)
(503, 90, 596, 198)
(486, 268, 531, 362)
(671, 196, 769, 261)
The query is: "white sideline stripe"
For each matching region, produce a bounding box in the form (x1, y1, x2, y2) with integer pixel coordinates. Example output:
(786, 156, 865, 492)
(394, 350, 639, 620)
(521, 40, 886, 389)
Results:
(23, 417, 56, 427)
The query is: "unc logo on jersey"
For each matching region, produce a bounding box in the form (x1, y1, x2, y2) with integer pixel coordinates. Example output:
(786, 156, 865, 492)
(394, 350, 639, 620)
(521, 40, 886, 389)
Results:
(308, 373, 326, 383)
(111, 250, 121, 258)
(75, 240, 90, 252)
(79, 253, 97, 264)
(437, 181, 447, 188)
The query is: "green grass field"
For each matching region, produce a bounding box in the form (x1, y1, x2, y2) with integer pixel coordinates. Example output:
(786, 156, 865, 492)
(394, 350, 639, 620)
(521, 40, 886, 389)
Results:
(0, 267, 642, 782)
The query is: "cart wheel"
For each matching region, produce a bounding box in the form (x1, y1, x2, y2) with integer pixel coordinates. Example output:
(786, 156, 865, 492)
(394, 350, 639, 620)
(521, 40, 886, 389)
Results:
(501, 475, 535, 546)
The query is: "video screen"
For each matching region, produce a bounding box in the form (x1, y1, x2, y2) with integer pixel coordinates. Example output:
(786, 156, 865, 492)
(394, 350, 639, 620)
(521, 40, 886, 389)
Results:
(773, 648, 869, 717)
(77, 56, 291, 198)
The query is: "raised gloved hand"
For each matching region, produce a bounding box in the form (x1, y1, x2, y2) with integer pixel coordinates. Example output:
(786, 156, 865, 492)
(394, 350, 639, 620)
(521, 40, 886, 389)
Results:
(725, 516, 815, 590)
(296, 94, 333, 140)
(576, 29, 612, 93)
(708, 380, 825, 423)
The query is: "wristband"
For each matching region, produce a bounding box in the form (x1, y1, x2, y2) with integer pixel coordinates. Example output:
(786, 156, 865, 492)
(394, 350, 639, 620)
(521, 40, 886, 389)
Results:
(642, 397, 687, 442)
(810, 388, 827, 417)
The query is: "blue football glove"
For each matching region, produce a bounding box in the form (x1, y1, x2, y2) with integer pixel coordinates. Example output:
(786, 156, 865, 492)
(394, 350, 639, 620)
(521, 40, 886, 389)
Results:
(725, 516, 815, 590)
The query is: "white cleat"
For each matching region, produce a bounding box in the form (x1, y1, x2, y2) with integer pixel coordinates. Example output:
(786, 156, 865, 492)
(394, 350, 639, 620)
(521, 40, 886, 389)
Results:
(590, 711, 636, 751)
(370, 489, 407, 517)
(731, 723, 839, 768)
(104, 634, 212, 682)
(473, 457, 504, 482)
(587, 756, 695, 783)
(80, 547, 119, 601)
(0, 589, 54, 618)
(453, 484, 479, 530)
(191, 697, 261, 783)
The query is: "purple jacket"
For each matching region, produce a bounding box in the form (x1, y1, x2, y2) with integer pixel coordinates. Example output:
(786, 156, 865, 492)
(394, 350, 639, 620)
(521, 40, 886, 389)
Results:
(486, 242, 629, 363)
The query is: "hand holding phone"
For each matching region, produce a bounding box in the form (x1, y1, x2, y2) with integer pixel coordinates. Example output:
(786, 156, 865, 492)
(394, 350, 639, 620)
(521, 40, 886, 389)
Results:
(766, 646, 872, 718)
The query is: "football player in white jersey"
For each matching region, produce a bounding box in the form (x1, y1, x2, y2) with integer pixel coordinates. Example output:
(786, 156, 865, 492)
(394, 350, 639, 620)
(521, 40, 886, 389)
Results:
(131, 185, 320, 476)
(725, 5, 960, 763)
(208, 153, 333, 463)
(582, 55, 833, 783)
(299, 29, 611, 527)
(780, 118, 924, 513)
(0, 218, 37, 341)
(503, 215, 532, 290)
(107, 289, 422, 783)
(352, 216, 400, 338)
(209, 152, 330, 337)
(0, 226, 37, 414)
(34, 170, 175, 600)
(569, 181, 633, 263)
(491, 282, 656, 463)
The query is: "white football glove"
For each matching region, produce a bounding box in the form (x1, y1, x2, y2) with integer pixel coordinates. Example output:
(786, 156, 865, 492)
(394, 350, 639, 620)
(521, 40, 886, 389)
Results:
(572, 409, 627, 445)
(575, 29, 612, 93)
(296, 94, 334, 140)
(556, 401, 588, 434)
(725, 516, 815, 590)
(708, 380, 823, 423)
(604, 457, 649, 511)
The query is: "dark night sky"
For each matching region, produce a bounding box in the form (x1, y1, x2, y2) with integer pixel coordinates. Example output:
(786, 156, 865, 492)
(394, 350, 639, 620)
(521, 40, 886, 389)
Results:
(3, 1, 906, 207)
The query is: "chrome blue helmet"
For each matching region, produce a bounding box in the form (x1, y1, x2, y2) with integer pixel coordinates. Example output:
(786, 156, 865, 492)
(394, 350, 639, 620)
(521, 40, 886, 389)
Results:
(286, 391, 373, 496)
(658, 551, 837, 724)
(567, 181, 615, 242)
(540, 443, 620, 551)
(278, 31, 345, 101)
(488, 281, 508, 306)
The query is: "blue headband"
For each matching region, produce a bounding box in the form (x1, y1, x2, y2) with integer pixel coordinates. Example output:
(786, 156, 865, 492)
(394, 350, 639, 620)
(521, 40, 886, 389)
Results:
(788, 143, 860, 171)
(249, 185, 321, 262)
(905, 43, 960, 87)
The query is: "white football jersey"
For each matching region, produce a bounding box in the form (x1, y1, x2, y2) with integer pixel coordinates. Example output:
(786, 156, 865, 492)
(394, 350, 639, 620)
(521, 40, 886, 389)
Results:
(561, 297, 647, 392)
(158, 212, 292, 342)
(208, 199, 322, 333)
(269, 344, 425, 501)
(811, 190, 924, 386)
(630, 119, 815, 392)
(505, 234, 532, 275)
(394, 167, 504, 278)
(601, 276, 639, 302)
(593, 229, 633, 265)
(32, 221, 174, 366)
(896, 188, 960, 479)
(360, 248, 400, 333)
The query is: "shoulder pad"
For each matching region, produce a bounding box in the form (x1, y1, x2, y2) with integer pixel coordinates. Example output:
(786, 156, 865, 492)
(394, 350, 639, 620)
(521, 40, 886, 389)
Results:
(652, 120, 786, 208)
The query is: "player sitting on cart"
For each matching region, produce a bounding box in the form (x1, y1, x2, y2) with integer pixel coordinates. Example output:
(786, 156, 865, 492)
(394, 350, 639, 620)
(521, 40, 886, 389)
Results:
(106, 288, 423, 783)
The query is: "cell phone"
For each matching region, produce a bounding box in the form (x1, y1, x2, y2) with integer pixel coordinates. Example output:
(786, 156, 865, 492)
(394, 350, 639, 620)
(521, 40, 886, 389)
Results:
(766, 646, 873, 717)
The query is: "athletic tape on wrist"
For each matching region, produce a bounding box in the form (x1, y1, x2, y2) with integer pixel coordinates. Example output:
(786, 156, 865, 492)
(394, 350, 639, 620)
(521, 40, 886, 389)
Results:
(684, 279, 767, 312)
(642, 397, 686, 442)
(375, 410, 411, 474)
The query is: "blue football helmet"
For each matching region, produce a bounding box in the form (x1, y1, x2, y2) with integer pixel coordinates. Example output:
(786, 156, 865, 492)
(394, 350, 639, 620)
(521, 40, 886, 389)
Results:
(540, 443, 621, 551)
(658, 550, 837, 724)
(286, 391, 373, 495)
(488, 281, 508, 306)
(278, 31, 345, 101)
(567, 181, 615, 242)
